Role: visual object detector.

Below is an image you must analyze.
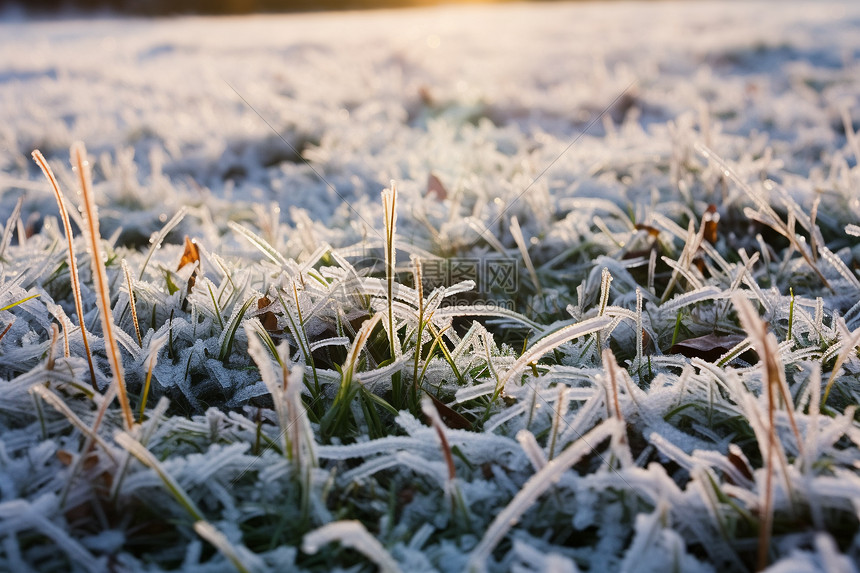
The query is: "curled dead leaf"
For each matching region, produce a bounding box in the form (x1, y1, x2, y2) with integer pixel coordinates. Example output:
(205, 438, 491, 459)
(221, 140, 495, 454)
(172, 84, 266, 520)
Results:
(177, 236, 200, 272)
(257, 296, 279, 333)
(177, 236, 201, 306)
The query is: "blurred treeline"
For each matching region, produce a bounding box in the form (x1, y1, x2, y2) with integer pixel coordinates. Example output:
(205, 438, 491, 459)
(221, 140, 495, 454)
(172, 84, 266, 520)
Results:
(6, 0, 482, 15)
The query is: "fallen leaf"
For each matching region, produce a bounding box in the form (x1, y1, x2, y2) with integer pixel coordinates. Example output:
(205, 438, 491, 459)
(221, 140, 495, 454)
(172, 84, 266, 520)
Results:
(176, 236, 200, 271)
(177, 236, 200, 300)
(257, 296, 279, 333)
(481, 462, 494, 480)
(703, 204, 719, 244)
(670, 333, 750, 363)
(726, 444, 754, 484)
(418, 85, 434, 107)
(425, 391, 471, 430)
(634, 223, 661, 238)
(427, 173, 448, 201)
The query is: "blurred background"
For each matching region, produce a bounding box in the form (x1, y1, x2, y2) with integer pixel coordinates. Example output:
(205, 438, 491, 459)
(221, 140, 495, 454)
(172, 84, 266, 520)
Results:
(2, 0, 538, 16)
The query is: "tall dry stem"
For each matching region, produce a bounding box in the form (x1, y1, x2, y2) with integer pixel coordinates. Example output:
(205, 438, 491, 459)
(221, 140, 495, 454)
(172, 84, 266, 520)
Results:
(72, 142, 134, 429)
(32, 150, 98, 390)
(733, 294, 799, 571)
(121, 259, 142, 346)
(382, 182, 398, 358)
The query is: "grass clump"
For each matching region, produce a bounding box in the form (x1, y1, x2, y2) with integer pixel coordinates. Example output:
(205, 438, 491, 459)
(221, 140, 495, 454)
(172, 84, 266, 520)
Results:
(3, 124, 858, 572)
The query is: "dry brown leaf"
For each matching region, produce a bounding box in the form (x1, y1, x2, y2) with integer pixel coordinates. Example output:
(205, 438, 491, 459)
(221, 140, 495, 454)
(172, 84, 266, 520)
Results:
(418, 85, 434, 107)
(257, 296, 279, 333)
(177, 236, 200, 271)
(425, 391, 471, 430)
(427, 173, 448, 201)
(634, 223, 661, 238)
(57, 449, 73, 466)
(177, 236, 200, 296)
(703, 204, 719, 244)
(727, 443, 754, 483)
(670, 333, 750, 363)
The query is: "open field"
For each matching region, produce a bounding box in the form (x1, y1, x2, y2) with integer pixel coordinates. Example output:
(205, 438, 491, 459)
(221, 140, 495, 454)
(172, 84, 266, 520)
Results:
(1, 2, 860, 571)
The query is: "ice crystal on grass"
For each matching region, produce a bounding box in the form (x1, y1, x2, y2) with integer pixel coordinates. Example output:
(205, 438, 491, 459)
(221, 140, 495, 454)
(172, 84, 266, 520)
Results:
(2, 2, 860, 571)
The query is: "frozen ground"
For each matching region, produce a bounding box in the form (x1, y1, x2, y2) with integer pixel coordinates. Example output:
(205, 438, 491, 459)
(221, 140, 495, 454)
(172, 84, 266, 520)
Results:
(1, 1, 860, 572)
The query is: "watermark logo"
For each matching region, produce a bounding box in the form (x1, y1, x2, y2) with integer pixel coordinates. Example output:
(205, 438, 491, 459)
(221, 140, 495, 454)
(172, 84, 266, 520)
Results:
(348, 250, 520, 309)
(420, 255, 518, 296)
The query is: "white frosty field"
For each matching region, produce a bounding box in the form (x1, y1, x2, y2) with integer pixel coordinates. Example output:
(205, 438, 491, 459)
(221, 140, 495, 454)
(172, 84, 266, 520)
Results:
(1, 1, 860, 571)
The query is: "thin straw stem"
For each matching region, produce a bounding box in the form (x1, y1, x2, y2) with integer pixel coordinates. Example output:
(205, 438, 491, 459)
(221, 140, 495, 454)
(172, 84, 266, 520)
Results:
(32, 150, 98, 390)
(71, 142, 134, 429)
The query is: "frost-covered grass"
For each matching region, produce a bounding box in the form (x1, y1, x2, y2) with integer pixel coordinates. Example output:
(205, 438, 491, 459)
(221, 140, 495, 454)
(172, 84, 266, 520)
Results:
(2, 2, 860, 572)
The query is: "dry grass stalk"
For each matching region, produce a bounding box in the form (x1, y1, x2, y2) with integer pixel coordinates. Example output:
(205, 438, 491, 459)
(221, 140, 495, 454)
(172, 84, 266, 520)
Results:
(58, 313, 71, 358)
(758, 366, 777, 571)
(697, 143, 832, 291)
(0, 195, 23, 261)
(822, 320, 860, 406)
(660, 220, 705, 304)
(732, 294, 800, 571)
(510, 215, 542, 295)
(382, 182, 398, 358)
(31, 385, 116, 465)
(139, 334, 167, 423)
(277, 342, 304, 465)
(32, 149, 99, 390)
(411, 255, 425, 389)
(60, 344, 135, 507)
(71, 142, 134, 429)
(121, 260, 142, 346)
(603, 348, 624, 423)
(468, 418, 620, 572)
(547, 384, 567, 460)
(421, 395, 457, 485)
(0, 320, 12, 344)
(46, 323, 59, 371)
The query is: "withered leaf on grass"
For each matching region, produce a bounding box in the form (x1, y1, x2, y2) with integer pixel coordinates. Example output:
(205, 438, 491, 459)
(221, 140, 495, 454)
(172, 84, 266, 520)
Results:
(427, 173, 448, 201)
(670, 333, 751, 363)
(177, 236, 200, 272)
(633, 223, 661, 238)
(57, 449, 100, 470)
(176, 236, 200, 294)
(703, 204, 719, 245)
(425, 391, 471, 430)
(257, 296, 279, 333)
(624, 223, 662, 260)
(726, 443, 754, 484)
(57, 449, 74, 466)
(418, 85, 434, 107)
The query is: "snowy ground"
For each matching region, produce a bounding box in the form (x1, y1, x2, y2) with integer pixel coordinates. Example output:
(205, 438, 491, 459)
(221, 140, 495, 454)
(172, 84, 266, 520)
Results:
(1, 1, 860, 572)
